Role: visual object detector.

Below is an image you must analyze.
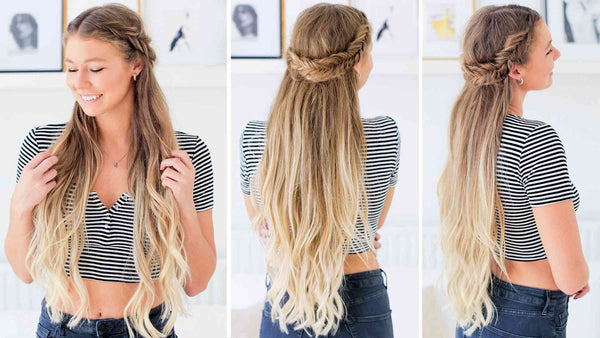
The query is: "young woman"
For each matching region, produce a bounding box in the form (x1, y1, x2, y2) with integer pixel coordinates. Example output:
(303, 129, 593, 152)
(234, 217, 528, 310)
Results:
(4, 5, 216, 337)
(240, 4, 400, 338)
(438, 5, 589, 337)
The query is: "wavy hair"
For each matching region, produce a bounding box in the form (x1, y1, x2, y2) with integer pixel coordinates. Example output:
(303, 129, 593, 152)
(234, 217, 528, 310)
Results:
(250, 4, 372, 336)
(437, 5, 541, 335)
(25, 4, 187, 337)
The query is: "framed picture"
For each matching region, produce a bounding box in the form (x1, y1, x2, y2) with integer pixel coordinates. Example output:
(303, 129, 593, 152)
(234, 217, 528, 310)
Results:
(423, 0, 473, 59)
(66, 0, 140, 25)
(144, 0, 226, 66)
(547, 0, 600, 60)
(231, 0, 283, 58)
(352, 0, 418, 59)
(0, 1, 63, 72)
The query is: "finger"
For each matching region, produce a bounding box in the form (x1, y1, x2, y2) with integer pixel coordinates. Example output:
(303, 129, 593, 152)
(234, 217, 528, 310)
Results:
(41, 169, 57, 183)
(375, 232, 380, 241)
(160, 157, 186, 173)
(161, 176, 177, 190)
(161, 168, 181, 182)
(374, 241, 382, 250)
(44, 180, 57, 194)
(25, 151, 52, 170)
(171, 150, 193, 168)
(33, 155, 58, 174)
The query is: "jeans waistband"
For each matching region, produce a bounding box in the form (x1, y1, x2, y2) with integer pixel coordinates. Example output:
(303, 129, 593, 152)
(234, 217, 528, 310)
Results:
(40, 298, 166, 335)
(491, 276, 569, 307)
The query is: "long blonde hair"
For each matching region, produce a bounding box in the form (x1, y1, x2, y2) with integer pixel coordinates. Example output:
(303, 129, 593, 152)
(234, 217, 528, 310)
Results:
(26, 5, 187, 337)
(437, 5, 541, 334)
(250, 4, 372, 336)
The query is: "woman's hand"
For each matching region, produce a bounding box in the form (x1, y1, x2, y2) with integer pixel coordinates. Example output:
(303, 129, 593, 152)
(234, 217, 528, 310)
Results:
(12, 151, 58, 214)
(160, 150, 196, 216)
(573, 283, 590, 299)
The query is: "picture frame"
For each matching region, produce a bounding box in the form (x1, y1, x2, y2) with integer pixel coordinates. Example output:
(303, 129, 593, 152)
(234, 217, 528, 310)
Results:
(0, 0, 63, 72)
(231, 0, 283, 59)
(144, 0, 226, 66)
(351, 0, 419, 60)
(546, 0, 600, 60)
(422, 0, 473, 59)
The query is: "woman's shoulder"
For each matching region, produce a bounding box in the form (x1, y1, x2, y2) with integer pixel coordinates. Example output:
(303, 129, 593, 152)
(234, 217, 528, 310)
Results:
(241, 120, 267, 139)
(503, 114, 563, 148)
(23, 122, 68, 150)
(174, 130, 209, 154)
(362, 116, 399, 142)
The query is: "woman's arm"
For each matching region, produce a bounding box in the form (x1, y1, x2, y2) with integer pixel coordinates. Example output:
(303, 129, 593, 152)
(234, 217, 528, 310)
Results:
(179, 208, 217, 296)
(5, 151, 58, 283)
(377, 187, 395, 228)
(534, 200, 588, 295)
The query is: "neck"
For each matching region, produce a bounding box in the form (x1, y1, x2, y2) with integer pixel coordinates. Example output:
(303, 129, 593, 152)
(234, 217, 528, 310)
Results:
(96, 89, 134, 150)
(508, 84, 527, 117)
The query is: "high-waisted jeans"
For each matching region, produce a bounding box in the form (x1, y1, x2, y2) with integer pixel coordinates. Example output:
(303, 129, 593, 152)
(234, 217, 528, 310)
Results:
(456, 276, 569, 338)
(260, 269, 394, 338)
(36, 298, 177, 338)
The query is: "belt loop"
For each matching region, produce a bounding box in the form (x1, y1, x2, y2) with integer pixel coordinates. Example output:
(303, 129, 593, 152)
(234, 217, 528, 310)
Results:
(380, 269, 388, 289)
(542, 290, 550, 315)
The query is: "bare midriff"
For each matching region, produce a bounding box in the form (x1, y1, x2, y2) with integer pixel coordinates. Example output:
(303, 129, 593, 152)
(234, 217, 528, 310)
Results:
(46, 278, 165, 319)
(344, 249, 379, 275)
(492, 259, 560, 292)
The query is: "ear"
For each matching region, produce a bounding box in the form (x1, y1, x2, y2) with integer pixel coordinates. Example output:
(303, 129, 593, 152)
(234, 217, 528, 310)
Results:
(353, 64, 360, 74)
(507, 62, 523, 82)
(132, 57, 144, 76)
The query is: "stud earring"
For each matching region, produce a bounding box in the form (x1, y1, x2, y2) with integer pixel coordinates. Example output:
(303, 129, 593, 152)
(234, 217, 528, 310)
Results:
(518, 78, 524, 85)
(133, 74, 137, 82)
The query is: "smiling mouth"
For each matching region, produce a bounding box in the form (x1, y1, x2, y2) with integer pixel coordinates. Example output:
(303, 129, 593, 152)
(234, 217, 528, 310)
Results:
(80, 94, 103, 103)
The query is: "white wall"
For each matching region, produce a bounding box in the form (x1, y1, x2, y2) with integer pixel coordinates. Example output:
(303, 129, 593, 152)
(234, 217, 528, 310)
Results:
(0, 65, 227, 336)
(422, 61, 600, 337)
(230, 59, 419, 337)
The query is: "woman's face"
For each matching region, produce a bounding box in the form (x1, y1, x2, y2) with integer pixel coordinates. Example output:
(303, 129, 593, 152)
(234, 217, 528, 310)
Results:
(355, 43, 373, 90)
(65, 34, 140, 118)
(16, 16, 34, 39)
(517, 20, 561, 91)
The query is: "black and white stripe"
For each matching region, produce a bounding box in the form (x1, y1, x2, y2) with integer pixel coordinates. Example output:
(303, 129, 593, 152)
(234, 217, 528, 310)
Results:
(497, 114, 579, 261)
(240, 116, 400, 254)
(16, 123, 214, 283)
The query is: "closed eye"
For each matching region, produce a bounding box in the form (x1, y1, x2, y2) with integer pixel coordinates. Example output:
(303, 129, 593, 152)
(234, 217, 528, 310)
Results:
(91, 68, 104, 72)
(546, 48, 553, 55)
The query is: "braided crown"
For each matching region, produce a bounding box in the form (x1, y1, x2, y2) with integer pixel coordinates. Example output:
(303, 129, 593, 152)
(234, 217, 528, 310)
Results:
(286, 23, 370, 83)
(462, 30, 528, 86)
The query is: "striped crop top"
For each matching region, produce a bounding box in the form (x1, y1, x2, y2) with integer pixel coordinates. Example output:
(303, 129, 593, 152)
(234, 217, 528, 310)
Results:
(497, 114, 580, 261)
(16, 123, 214, 283)
(240, 116, 401, 254)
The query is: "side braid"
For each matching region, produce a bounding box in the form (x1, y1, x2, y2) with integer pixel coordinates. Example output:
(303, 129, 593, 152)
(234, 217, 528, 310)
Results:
(462, 29, 530, 86)
(286, 23, 370, 82)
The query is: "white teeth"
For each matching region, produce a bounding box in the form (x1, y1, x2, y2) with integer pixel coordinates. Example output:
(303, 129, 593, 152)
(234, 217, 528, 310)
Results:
(81, 94, 101, 101)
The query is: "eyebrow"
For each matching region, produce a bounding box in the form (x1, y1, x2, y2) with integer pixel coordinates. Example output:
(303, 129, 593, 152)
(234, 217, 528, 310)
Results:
(64, 57, 107, 63)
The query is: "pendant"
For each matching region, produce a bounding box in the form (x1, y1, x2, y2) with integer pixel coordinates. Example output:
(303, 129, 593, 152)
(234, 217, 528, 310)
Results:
(113, 162, 118, 168)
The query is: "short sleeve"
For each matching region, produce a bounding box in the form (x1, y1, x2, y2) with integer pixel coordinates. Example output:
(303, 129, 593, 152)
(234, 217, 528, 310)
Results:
(16, 127, 39, 183)
(191, 137, 214, 212)
(240, 130, 251, 195)
(388, 121, 401, 187)
(520, 124, 576, 208)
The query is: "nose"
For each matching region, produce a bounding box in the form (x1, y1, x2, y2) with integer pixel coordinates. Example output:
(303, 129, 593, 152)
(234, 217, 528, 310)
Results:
(68, 70, 91, 91)
(554, 46, 561, 61)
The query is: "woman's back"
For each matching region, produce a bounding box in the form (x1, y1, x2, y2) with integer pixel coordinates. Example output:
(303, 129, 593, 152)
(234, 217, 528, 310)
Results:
(240, 115, 400, 253)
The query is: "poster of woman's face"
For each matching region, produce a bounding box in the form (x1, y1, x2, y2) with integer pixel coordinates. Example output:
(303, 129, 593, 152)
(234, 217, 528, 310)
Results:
(231, 0, 281, 58)
(233, 4, 258, 39)
(1, 1, 62, 72)
(9, 13, 38, 53)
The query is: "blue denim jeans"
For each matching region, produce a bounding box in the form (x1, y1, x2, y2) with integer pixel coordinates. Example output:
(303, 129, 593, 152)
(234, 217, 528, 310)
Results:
(36, 298, 177, 337)
(260, 269, 393, 338)
(456, 276, 569, 338)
